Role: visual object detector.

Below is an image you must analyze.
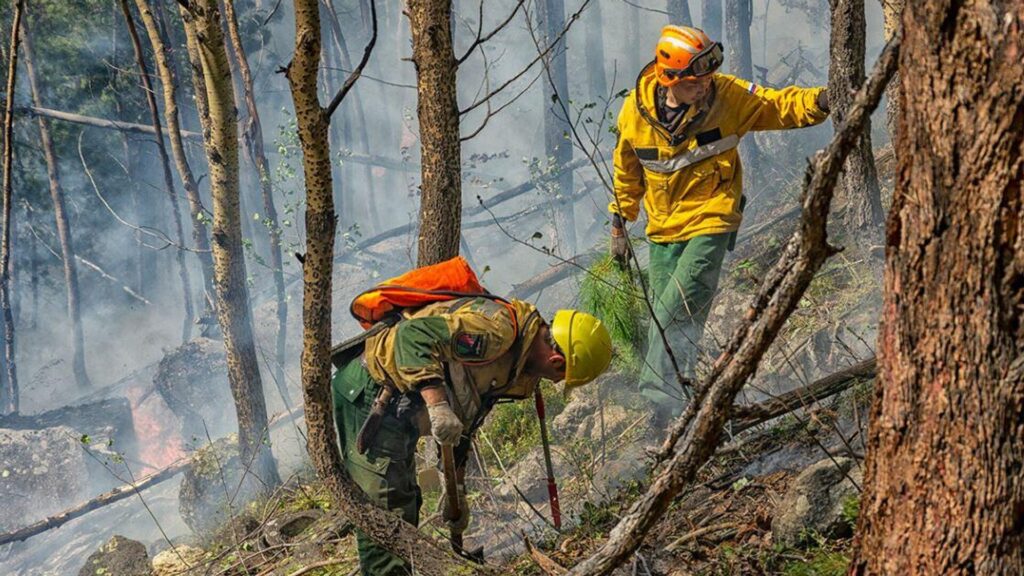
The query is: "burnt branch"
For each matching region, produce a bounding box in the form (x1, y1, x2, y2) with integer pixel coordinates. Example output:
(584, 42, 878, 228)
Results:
(455, 0, 526, 66)
(325, 0, 377, 119)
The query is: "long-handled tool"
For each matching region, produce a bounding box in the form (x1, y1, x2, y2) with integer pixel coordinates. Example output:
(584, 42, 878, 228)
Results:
(534, 387, 562, 530)
(440, 443, 485, 563)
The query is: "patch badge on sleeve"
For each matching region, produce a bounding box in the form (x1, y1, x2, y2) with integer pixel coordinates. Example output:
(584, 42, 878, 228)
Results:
(455, 333, 487, 359)
(747, 82, 759, 94)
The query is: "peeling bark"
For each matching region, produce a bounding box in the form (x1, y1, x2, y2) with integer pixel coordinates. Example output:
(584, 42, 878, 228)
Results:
(851, 2, 1024, 573)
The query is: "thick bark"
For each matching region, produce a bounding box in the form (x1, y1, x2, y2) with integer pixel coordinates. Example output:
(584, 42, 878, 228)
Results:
(667, 0, 692, 25)
(20, 13, 90, 388)
(584, 0, 607, 102)
(568, 36, 899, 575)
(828, 0, 883, 231)
(878, 0, 902, 144)
(286, 2, 478, 573)
(701, 0, 722, 40)
(850, 3, 1024, 573)
(132, 0, 216, 309)
(537, 0, 577, 255)
(188, 0, 281, 488)
(724, 0, 762, 191)
(223, 0, 289, 404)
(0, 0, 23, 415)
(119, 0, 194, 343)
(409, 0, 462, 266)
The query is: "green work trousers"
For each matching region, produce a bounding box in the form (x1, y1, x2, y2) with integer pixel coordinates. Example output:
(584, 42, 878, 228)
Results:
(639, 232, 730, 412)
(332, 356, 421, 576)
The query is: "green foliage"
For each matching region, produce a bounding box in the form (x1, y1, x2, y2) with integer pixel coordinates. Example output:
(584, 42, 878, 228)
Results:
(781, 548, 851, 576)
(578, 254, 647, 370)
(841, 494, 860, 530)
(479, 380, 565, 466)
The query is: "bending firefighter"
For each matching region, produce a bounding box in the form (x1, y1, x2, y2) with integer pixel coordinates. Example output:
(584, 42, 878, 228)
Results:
(331, 258, 612, 575)
(610, 25, 830, 422)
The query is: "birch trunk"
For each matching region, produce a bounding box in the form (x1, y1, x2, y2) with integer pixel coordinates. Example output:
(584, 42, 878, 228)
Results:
(187, 0, 281, 488)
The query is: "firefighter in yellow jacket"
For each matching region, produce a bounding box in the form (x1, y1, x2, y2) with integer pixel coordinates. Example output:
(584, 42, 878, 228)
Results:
(332, 296, 612, 575)
(610, 25, 830, 420)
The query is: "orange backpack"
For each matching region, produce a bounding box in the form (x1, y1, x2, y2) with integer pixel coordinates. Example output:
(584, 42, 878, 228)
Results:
(349, 256, 488, 328)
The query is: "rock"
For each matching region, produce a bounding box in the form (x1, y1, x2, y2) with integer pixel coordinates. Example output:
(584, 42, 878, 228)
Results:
(261, 510, 325, 549)
(151, 545, 206, 576)
(494, 446, 569, 503)
(0, 426, 89, 532)
(551, 394, 597, 440)
(78, 535, 150, 576)
(772, 457, 863, 546)
(154, 338, 235, 441)
(178, 435, 264, 538)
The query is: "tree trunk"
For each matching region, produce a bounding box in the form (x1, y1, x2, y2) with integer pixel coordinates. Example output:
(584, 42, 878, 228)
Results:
(628, 4, 642, 74)
(132, 0, 216, 310)
(119, 0, 194, 343)
(20, 12, 90, 389)
(187, 0, 281, 489)
(584, 0, 607, 102)
(828, 0, 883, 232)
(667, 0, 692, 25)
(285, 2, 477, 573)
(701, 0, 722, 40)
(537, 0, 576, 255)
(878, 0, 902, 144)
(0, 0, 23, 415)
(408, 0, 462, 266)
(724, 0, 762, 202)
(223, 0, 289, 406)
(850, 3, 1024, 573)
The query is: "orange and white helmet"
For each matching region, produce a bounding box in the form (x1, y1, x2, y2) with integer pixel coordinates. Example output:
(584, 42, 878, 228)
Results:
(655, 25, 724, 87)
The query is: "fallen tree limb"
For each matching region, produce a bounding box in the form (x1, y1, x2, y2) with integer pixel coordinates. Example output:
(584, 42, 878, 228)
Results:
(0, 457, 191, 546)
(525, 536, 568, 576)
(729, 356, 877, 432)
(565, 31, 900, 576)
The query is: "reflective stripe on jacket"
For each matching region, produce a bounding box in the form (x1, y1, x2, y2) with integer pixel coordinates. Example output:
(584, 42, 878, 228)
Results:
(611, 62, 828, 243)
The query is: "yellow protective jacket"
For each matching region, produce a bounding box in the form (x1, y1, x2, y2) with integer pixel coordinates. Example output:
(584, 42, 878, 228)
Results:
(611, 63, 829, 243)
(363, 296, 543, 431)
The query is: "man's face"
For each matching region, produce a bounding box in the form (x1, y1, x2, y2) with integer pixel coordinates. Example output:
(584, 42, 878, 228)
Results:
(524, 324, 567, 381)
(667, 75, 713, 105)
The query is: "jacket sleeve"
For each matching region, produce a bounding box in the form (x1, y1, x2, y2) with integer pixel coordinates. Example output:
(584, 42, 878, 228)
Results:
(747, 83, 829, 131)
(609, 97, 646, 222)
(380, 304, 517, 393)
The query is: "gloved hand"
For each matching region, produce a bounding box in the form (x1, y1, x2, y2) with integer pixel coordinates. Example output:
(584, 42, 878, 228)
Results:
(816, 89, 830, 113)
(427, 401, 463, 445)
(610, 229, 632, 268)
(439, 481, 470, 532)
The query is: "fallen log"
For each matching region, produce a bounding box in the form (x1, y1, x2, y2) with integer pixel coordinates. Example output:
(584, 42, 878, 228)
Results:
(730, 356, 877, 434)
(505, 249, 602, 299)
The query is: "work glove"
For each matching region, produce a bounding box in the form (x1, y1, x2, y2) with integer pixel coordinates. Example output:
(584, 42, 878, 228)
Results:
(427, 401, 463, 445)
(439, 481, 470, 532)
(610, 229, 631, 268)
(816, 90, 830, 114)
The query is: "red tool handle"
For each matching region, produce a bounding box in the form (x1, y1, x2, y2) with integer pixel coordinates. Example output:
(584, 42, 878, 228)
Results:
(547, 478, 562, 529)
(535, 387, 562, 530)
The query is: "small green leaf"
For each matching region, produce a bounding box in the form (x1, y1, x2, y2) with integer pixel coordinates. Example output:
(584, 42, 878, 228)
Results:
(80, 434, 91, 445)
(531, 232, 543, 240)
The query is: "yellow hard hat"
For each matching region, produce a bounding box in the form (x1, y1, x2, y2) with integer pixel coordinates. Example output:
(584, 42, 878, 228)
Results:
(551, 309, 613, 393)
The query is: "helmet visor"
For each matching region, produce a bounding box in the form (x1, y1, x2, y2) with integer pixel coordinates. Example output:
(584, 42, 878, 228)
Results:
(663, 42, 724, 81)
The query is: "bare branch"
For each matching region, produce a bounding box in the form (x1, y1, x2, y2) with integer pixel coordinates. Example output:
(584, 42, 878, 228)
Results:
(459, 0, 591, 117)
(325, 0, 377, 119)
(455, 0, 526, 66)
